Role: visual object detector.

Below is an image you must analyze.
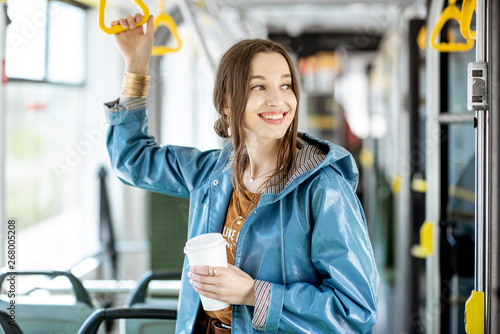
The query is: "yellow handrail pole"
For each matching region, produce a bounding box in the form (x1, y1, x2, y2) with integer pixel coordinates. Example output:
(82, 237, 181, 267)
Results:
(152, 0, 182, 55)
(430, 0, 474, 52)
(460, 0, 477, 40)
(98, 0, 150, 35)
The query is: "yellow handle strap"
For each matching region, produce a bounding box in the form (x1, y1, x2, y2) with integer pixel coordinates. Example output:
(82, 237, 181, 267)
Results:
(417, 25, 427, 50)
(152, 12, 182, 55)
(410, 221, 433, 258)
(411, 178, 427, 193)
(430, 1, 474, 52)
(359, 148, 374, 169)
(460, 0, 477, 40)
(98, 0, 150, 35)
(391, 175, 402, 195)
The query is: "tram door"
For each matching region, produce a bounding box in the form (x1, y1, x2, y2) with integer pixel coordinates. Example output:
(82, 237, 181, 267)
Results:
(440, 47, 476, 334)
(424, 0, 500, 333)
(422, 0, 480, 332)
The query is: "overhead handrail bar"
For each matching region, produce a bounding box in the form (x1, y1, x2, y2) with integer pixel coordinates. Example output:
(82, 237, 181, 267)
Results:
(176, 0, 217, 73)
(98, 0, 150, 35)
(430, 0, 474, 52)
(152, 0, 182, 55)
(460, 0, 476, 40)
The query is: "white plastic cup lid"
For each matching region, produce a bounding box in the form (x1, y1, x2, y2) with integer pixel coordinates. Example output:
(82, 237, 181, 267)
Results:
(184, 233, 225, 253)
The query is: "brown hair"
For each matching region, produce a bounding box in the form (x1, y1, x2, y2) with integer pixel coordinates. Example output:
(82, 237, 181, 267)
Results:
(213, 39, 300, 199)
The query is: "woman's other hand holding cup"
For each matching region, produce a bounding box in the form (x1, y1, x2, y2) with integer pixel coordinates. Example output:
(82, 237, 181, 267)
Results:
(188, 264, 256, 307)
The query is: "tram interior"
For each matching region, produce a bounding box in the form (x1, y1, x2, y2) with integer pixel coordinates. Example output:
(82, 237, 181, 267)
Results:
(0, 0, 488, 333)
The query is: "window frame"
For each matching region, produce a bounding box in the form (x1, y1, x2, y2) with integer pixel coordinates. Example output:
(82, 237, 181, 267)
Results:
(5, 0, 89, 86)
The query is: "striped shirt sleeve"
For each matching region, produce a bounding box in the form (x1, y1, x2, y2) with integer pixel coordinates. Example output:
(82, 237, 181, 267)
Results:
(119, 96, 147, 111)
(106, 96, 147, 113)
(252, 280, 271, 330)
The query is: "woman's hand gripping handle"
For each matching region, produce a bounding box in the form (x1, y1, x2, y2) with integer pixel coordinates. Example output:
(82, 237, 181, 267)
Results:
(111, 13, 155, 75)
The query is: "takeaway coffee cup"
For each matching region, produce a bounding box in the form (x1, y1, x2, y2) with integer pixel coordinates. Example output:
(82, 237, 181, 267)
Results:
(184, 233, 229, 311)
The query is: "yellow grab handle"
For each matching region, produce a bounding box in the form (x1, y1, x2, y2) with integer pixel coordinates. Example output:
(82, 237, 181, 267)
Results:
(431, 3, 474, 52)
(359, 148, 374, 168)
(417, 25, 427, 50)
(152, 12, 182, 55)
(460, 0, 476, 40)
(411, 221, 433, 258)
(99, 0, 150, 35)
(465, 290, 484, 333)
(411, 178, 427, 193)
(391, 175, 402, 195)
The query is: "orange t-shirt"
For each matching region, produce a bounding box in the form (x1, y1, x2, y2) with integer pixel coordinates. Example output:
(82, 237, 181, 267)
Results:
(205, 188, 262, 325)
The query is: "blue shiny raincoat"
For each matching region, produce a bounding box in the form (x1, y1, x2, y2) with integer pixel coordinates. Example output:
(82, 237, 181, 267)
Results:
(105, 104, 379, 333)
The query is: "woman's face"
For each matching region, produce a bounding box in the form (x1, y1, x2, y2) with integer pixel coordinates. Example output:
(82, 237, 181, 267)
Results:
(242, 52, 297, 143)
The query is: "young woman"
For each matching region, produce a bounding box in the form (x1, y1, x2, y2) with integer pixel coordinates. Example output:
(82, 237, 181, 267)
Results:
(105, 14, 379, 333)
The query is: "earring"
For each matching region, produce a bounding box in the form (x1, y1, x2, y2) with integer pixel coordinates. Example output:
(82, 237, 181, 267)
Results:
(227, 126, 232, 136)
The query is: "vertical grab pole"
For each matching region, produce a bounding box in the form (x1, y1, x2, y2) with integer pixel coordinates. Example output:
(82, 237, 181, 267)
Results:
(0, 0, 7, 269)
(476, 0, 489, 331)
(474, 0, 487, 297)
(465, 0, 489, 333)
(425, 1, 445, 333)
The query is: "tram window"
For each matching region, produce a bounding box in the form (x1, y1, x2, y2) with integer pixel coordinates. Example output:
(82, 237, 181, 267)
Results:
(3, 1, 99, 271)
(46, 1, 85, 84)
(6, 0, 86, 84)
(448, 49, 475, 113)
(5, 0, 47, 80)
(4, 82, 92, 269)
(160, 25, 220, 150)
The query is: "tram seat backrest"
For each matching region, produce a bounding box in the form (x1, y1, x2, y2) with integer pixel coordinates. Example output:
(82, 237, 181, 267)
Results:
(79, 308, 177, 334)
(0, 310, 23, 334)
(0, 271, 102, 334)
(122, 271, 180, 334)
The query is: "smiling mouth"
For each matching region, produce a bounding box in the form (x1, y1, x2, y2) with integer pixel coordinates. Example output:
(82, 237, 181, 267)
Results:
(259, 112, 287, 120)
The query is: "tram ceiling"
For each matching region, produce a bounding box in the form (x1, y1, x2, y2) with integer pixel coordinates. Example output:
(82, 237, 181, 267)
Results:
(268, 32, 382, 57)
(87, 0, 420, 56)
(254, 6, 392, 34)
(86, 0, 420, 38)
(214, 0, 418, 6)
(214, 0, 424, 34)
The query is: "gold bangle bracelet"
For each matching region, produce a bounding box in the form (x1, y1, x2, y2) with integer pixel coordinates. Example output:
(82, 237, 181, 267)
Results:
(121, 72, 151, 98)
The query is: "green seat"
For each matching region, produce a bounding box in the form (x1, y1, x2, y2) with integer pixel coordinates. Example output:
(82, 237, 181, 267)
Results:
(79, 307, 176, 334)
(0, 310, 23, 334)
(0, 271, 101, 334)
(122, 271, 179, 334)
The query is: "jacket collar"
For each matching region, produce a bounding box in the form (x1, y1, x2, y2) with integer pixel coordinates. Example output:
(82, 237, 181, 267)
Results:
(217, 132, 358, 203)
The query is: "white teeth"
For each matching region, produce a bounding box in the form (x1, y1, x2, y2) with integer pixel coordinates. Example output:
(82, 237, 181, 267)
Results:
(261, 114, 284, 120)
